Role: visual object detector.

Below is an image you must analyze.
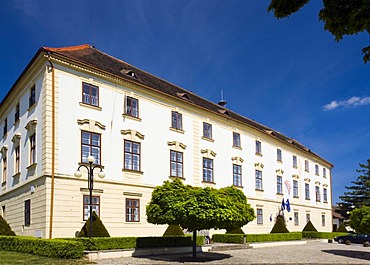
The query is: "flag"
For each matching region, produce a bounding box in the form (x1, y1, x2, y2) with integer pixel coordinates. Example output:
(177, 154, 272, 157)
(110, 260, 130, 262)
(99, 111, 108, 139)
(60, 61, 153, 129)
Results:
(285, 199, 291, 212)
(281, 198, 285, 211)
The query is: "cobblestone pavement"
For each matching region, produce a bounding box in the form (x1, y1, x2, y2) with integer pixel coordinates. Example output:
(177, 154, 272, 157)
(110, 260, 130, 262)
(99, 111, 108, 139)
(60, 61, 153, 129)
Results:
(96, 241, 370, 265)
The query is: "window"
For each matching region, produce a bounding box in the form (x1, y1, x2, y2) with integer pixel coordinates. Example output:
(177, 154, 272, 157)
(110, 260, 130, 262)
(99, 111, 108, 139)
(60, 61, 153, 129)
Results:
(323, 188, 328, 202)
(15, 103, 20, 123)
(3, 118, 7, 137)
(203, 122, 212, 139)
(255, 170, 263, 190)
(2, 155, 7, 184)
(323, 168, 326, 178)
(233, 132, 241, 147)
(306, 213, 310, 223)
(257, 208, 263, 224)
(24, 199, 30, 226)
(126, 198, 140, 222)
(170, 150, 183, 178)
(233, 164, 242, 187)
(15, 145, 20, 174)
(82, 82, 99, 107)
(124, 140, 141, 171)
(293, 155, 297, 168)
(294, 212, 299, 226)
(277, 176, 283, 194)
(305, 183, 310, 200)
(255, 140, 262, 155)
(202, 158, 213, 182)
(81, 131, 101, 164)
(277, 149, 282, 162)
(171, 111, 182, 130)
(315, 164, 319, 175)
(29, 133, 36, 165)
(315, 186, 321, 202)
(293, 180, 298, 198)
(29, 85, 36, 107)
(126, 96, 139, 118)
(83, 195, 100, 221)
(322, 214, 326, 226)
(304, 160, 309, 172)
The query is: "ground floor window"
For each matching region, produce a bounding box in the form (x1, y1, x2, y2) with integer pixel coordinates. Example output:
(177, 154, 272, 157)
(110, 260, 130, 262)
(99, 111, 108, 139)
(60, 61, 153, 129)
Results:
(322, 214, 325, 227)
(294, 212, 299, 226)
(24, 199, 30, 226)
(126, 198, 140, 222)
(257, 208, 263, 224)
(83, 195, 100, 221)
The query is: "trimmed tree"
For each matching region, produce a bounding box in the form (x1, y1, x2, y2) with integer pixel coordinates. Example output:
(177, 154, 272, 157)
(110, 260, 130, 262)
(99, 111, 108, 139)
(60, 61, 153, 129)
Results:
(146, 179, 255, 259)
(336, 222, 348, 233)
(348, 206, 370, 234)
(271, 215, 289, 233)
(303, 220, 318, 232)
(0, 215, 15, 236)
(226, 227, 245, 234)
(78, 211, 110, 237)
(163, 224, 185, 237)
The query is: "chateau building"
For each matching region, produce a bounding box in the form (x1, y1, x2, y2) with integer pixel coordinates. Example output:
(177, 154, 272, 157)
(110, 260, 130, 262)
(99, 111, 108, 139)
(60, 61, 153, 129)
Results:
(0, 45, 333, 238)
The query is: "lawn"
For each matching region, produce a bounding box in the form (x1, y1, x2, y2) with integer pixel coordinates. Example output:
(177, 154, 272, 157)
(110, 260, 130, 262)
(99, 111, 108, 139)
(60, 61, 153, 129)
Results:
(0, 251, 95, 265)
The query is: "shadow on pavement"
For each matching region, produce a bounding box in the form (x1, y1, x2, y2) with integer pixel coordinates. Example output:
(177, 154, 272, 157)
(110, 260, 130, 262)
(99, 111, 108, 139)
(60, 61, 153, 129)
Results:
(322, 249, 370, 261)
(136, 252, 232, 263)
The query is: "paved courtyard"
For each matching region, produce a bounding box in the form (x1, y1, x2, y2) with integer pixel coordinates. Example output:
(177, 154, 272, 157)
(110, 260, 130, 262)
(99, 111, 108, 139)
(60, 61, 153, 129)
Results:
(96, 240, 370, 265)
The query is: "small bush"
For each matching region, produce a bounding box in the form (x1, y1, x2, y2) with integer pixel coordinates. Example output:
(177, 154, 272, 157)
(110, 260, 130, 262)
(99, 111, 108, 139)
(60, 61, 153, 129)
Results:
(78, 211, 110, 237)
(61, 237, 137, 251)
(336, 223, 348, 233)
(163, 224, 184, 237)
(270, 215, 289, 233)
(0, 215, 15, 236)
(302, 220, 317, 232)
(226, 227, 245, 234)
(0, 236, 84, 259)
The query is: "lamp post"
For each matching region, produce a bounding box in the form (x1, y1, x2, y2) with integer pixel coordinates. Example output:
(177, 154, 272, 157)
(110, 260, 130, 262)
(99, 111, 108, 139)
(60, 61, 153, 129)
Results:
(74, 155, 105, 238)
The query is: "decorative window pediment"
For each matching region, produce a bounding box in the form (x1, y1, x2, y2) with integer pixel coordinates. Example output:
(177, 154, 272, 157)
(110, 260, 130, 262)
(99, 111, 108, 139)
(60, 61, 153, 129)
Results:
(121, 129, 145, 141)
(304, 178, 311, 183)
(315, 181, 321, 185)
(201, 149, 216, 158)
(292, 174, 300, 179)
(77, 119, 106, 133)
(276, 168, 284, 175)
(231, 156, 244, 164)
(167, 141, 186, 150)
(11, 133, 21, 145)
(0, 145, 8, 157)
(25, 118, 37, 133)
(323, 184, 328, 188)
(254, 162, 264, 170)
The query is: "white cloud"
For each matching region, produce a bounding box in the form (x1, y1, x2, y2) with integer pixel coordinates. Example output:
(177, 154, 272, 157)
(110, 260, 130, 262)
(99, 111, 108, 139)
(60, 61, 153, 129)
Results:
(323, 96, 370, 110)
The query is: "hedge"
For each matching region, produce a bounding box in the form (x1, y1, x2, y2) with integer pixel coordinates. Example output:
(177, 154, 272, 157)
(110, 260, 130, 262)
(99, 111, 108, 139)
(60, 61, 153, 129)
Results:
(0, 236, 84, 259)
(302, 232, 348, 239)
(212, 232, 302, 244)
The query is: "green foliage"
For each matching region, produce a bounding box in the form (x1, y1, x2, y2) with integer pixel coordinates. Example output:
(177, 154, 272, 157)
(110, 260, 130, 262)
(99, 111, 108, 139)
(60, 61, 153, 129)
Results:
(146, 179, 255, 231)
(61, 237, 137, 251)
(163, 224, 184, 237)
(78, 211, 110, 237)
(136, 236, 197, 248)
(268, 0, 370, 63)
(302, 220, 318, 232)
(0, 236, 84, 259)
(226, 227, 245, 234)
(212, 232, 302, 243)
(270, 215, 289, 233)
(302, 232, 340, 239)
(340, 159, 370, 208)
(348, 206, 370, 234)
(0, 215, 15, 236)
(336, 223, 348, 232)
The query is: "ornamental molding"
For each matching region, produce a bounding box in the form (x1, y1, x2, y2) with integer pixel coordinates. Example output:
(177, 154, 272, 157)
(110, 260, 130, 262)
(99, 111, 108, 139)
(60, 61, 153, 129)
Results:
(11, 133, 21, 145)
(77, 119, 106, 131)
(292, 174, 300, 179)
(0, 145, 8, 156)
(121, 129, 145, 140)
(231, 156, 244, 163)
(25, 118, 38, 132)
(323, 184, 328, 188)
(315, 181, 321, 185)
(254, 162, 264, 170)
(276, 169, 284, 175)
(304, 178, 311, 183)
(167, 141, 187, 150)
(201, 149, 216, 158)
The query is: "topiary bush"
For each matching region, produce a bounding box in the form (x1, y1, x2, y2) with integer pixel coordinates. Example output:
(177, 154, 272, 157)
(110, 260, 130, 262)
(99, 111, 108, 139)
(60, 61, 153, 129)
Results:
(336, 223, 348, 233)
(78, 211, 110, 237)
(302, 220, 317, 232)
(163, 224, 184, 237)
(0, 215, 15, 236)
(270, 215, 289, 233)
(226, 227, 245, 234)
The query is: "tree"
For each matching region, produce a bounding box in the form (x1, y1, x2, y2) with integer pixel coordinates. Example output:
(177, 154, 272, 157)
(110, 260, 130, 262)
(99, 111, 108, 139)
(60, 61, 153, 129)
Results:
(339, 159, 370, 208)
(268, 0, 370, 63)
(302, 220, 318, 232)
(348, 206, 370, 234)
(146, 179, 255, 259)
(78, 211, 110, 237)
(270, 215, 290, 233)
(0, 215, 15, 236)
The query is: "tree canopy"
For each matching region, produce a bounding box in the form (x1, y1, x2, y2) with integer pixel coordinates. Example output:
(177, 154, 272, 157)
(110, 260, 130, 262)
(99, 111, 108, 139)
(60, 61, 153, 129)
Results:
(348, 206, 370, 234)
(146, 179, 255, 231)
(268, 0, 370, 63)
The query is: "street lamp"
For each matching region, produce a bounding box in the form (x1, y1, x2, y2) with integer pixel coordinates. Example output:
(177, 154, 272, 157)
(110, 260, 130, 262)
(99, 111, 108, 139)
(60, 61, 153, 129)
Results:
(74, 155, 105, 237)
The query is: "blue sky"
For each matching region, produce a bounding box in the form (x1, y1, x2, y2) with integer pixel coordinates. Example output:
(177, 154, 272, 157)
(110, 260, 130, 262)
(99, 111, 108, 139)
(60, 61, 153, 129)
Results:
(0, 0, 369, 204)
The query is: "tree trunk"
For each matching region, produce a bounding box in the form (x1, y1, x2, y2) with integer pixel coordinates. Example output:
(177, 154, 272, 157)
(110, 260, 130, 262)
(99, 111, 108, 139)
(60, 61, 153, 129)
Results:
(192, 230, 197, 260)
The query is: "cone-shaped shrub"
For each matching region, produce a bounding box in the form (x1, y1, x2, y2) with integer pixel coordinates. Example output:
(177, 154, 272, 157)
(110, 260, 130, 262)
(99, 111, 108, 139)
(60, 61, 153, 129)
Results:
(270, 215, 289, 233)
(0, 215, 15, 236)
(226, 227, 245, 234)
(336, 222, 348, 233)
(302, 220, 317, 232)
(78, 212, 110, 237)
(163, 224, 185, 237)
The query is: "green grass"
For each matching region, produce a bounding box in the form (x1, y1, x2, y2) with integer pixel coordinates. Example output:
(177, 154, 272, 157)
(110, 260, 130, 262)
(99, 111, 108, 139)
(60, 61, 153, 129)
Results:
(0, 251, 95, 265)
